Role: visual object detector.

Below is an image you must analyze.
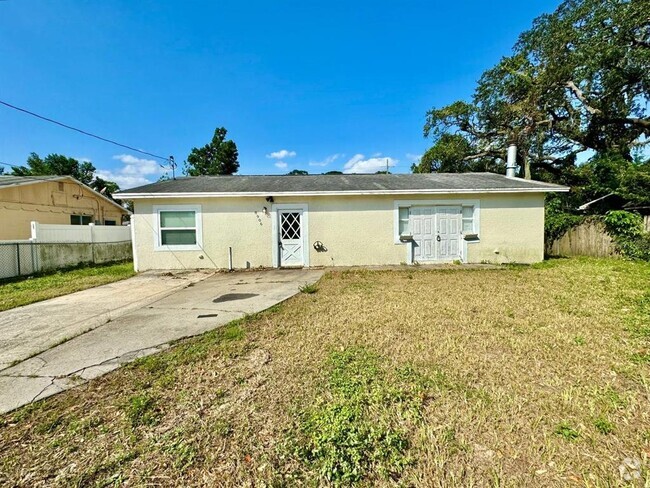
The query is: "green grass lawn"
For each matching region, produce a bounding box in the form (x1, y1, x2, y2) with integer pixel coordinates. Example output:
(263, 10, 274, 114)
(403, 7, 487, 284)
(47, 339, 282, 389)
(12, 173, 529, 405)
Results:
(0, 261, 136, 312)
(0, 258, 649, 486)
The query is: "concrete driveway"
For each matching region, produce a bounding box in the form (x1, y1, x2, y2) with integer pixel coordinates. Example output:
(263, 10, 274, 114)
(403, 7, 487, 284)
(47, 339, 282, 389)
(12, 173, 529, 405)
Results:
(0, 268, 323, 414)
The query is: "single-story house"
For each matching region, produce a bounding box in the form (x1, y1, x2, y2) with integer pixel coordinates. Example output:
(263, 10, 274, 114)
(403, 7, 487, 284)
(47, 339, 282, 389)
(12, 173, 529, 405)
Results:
(0, 175, 130, 240)
(116, 172, 569, 271)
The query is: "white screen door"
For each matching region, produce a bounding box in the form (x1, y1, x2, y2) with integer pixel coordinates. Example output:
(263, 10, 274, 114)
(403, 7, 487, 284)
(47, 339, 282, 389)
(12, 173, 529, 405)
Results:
(278, 209, 304, 267)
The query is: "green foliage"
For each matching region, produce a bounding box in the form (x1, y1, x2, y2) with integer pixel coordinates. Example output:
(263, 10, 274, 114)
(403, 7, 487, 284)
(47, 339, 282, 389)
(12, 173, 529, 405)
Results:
(544, 194, 584, 242)
(124, 393, 159, 428)
(603, 211, 644, 240)
(554, 422, 580, 441)
(421, 0, 649, 180)
(185, 127, 239, 176)
(289, 348, 430, 484)
(299, 283, 318, 294)
(603, 210, 650, 261)
(594, 417, 614, 435)
(286, 169, 308, 175)
(11, 152, 121, 198)
(412, 133, 504, 173)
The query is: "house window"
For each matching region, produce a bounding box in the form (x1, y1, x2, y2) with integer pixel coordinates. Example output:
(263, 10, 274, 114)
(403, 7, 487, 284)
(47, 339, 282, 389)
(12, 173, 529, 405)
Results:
(462, 206, 474, 233)
(104, 220, 116, 226)
(58, 182, 64, 191)
(154, 205, 202, 251)
(70, 215, 93, 225)
(398, 207, 410, 235)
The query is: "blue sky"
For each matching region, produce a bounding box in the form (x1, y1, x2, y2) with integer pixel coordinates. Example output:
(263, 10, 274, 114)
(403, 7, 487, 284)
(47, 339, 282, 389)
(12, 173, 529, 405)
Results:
(0, 0, 560, 188)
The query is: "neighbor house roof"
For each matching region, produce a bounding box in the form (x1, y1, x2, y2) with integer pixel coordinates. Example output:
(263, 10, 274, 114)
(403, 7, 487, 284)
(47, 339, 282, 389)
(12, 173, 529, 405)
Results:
(116, 172, 569, 199)
(0, 175, 67, 189)
(0, 175, 130, 214)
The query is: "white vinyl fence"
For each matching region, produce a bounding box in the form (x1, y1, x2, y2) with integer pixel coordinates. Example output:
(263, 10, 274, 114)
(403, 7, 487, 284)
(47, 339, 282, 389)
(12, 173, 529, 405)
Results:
(31, 222, 131, 243)
(0, 222, 132, 279)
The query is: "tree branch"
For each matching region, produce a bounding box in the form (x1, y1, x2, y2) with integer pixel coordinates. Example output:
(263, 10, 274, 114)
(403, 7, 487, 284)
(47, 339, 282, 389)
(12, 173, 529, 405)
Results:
(565, 81, 601, 115)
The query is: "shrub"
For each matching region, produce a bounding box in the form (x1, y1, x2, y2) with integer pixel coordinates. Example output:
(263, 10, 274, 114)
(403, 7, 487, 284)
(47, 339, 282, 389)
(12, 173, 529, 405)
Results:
(603, 211, 650, 261)
(545, 196, 584, 242)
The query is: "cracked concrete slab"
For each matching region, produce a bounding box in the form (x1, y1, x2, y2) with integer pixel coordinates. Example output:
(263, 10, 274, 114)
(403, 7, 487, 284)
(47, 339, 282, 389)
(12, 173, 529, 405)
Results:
(0, 268, 323, 414)
(0, 270, 213, 371)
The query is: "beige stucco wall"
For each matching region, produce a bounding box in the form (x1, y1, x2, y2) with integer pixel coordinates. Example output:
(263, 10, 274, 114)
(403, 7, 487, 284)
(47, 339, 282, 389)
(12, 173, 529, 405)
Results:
(0, 180, 127, 240)
(132, 192, 546, 271)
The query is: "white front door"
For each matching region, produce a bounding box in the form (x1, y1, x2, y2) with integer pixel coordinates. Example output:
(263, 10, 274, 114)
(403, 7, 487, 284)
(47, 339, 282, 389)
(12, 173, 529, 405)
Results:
(436, 207, 461, 261)
(411, 207, 435, 261)
(278, 209, 304, 267)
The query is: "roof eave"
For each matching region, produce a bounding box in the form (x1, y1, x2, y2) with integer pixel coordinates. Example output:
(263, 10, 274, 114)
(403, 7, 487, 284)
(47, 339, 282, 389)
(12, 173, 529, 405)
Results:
(116, 187, 570, 199)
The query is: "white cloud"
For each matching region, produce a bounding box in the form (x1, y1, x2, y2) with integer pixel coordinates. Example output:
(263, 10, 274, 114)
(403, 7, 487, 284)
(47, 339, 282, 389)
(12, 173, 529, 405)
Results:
(343, 154, 398, 174)
(95, 154, 167, 189)
(309, 153, 343, 167)
(274, 161, 288, 169)
(406, 153, 422, 163)
(267, 149, 296, 159)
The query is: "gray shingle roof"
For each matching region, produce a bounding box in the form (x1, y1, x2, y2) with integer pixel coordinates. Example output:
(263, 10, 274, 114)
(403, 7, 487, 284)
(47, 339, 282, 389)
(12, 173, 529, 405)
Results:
(117, 173, 568, 198)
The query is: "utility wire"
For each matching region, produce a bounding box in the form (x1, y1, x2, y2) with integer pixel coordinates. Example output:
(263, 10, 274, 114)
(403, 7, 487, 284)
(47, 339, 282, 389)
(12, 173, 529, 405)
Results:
(0, 99, 172, 167)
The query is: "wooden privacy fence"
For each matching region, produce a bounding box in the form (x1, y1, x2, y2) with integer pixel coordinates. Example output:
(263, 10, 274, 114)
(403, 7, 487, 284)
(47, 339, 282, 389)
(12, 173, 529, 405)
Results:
(546, 220, 618, 258)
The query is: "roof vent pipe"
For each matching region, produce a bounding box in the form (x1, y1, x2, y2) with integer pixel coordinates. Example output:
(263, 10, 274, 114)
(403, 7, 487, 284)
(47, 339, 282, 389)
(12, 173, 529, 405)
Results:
(506, 144, 517, 178)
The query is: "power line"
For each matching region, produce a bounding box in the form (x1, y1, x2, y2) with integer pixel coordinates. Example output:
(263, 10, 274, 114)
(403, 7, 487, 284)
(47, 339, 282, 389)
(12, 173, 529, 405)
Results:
(0, 99, 173, 167)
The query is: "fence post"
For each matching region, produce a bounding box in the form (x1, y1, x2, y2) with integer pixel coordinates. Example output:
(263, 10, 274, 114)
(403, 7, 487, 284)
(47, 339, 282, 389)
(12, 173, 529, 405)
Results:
(15, 243, 21, 277)
(30, 221, 39, 241)
(89, 223, 95, 264)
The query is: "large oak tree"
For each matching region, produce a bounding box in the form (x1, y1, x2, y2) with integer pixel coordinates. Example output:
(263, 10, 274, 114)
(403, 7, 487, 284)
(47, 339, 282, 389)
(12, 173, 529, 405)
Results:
(414, 0, 649, 182)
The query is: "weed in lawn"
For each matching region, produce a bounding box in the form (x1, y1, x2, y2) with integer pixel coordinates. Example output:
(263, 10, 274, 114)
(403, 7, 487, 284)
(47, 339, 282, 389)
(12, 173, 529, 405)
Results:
(35, 414, 66, 435)
(125, 393, 159, 428)
(161, 434, 199, 472)
(212, 418, 233, 437)
(594, 417, 615, 435)
(287, 347, 430, 484)
(299, 282, 318, 294)
(574, 336, 586, 346)
(554, 422, 580, 441)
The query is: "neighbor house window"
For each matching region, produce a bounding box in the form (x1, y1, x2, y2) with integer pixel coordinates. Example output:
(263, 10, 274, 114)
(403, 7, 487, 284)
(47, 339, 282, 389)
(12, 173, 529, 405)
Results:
(398, 207, 410, 235)
(104, 220, 116, 226)
(154, 205, 202, 250)
(70, 215, 92, 225)
(462, 206, 474, 233)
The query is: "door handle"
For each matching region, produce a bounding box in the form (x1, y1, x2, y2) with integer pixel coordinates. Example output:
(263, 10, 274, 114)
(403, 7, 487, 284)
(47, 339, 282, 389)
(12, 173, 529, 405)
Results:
(436, 235, 441, 242)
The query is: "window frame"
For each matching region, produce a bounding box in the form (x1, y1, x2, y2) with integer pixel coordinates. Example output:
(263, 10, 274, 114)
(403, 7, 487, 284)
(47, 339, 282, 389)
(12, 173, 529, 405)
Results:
(70, 214, 93, 226)
(461, 205, 476, 234)
(153, 204, 203, 251)
(397, 206, 411, 237)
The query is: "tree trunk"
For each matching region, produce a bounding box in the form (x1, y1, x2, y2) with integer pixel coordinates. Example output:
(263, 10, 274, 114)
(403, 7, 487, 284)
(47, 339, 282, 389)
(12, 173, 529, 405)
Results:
(522, 151, 532, 180)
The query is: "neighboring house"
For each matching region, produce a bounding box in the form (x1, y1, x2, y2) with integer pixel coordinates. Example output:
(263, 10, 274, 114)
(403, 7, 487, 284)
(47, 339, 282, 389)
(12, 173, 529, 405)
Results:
(117, 172, 568, 271)
(0, 175, 130, 240)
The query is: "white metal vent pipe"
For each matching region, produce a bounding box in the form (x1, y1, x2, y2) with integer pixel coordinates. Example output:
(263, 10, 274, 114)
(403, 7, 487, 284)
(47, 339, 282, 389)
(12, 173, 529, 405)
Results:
(506, 144, 517, 178)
